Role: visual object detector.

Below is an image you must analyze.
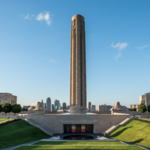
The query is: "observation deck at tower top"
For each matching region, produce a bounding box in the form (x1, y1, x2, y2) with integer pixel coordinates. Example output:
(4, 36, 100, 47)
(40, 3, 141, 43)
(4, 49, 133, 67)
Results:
(72, 14, 84, 21)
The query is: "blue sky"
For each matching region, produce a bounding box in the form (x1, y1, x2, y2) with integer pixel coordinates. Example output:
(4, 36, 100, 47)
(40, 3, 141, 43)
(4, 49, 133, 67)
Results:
(0, 0, 150, 108)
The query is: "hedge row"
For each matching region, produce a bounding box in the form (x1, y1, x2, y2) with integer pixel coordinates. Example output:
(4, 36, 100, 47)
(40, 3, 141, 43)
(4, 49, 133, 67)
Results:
(135, 118, 150, 123)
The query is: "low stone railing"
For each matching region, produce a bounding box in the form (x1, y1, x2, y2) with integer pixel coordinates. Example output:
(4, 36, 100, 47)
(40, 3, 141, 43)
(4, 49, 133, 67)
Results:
(103, 116, 135, 136)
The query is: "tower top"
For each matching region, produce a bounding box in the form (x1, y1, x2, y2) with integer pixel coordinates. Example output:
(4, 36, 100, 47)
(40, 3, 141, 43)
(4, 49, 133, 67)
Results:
(72, 14, 84, 21)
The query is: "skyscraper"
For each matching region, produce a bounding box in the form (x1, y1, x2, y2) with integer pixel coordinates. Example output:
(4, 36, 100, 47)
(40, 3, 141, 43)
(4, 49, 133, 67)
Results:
(46, 97, 51, 112)
(91, 105, 96, 111)
(51, 104, 54, 112)
(70, 15, 86, 113)
(88, 102, 91, 112)
(54, 99, 60, 111)
(43, 103, 46, 109)
(62, 102, 67, 110)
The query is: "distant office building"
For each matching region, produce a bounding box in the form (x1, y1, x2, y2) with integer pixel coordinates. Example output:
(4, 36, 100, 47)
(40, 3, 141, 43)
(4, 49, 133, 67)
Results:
(88, 102, 91, 111)
(46, 97, 51, 112)
(67, 105, 70, 110)
(55, 106, 58, 111)
(130, 93, 150, 111)
(62, 102, 66, 110)
(41, 100, 43, 109)
(51, 104, 54, 112)
(91, 105, 96, 111)
(54, 99, 60, 111)
(107, 105, 113, 110)
(130, 104, 139, 110)
(0, 93, 17, 105)
(139, 93, 150, 107)
(59, 106, 62, 110)
(43, 103, 46, 109)
(97, 104, 107, 112)
(23, 105, 30, 110)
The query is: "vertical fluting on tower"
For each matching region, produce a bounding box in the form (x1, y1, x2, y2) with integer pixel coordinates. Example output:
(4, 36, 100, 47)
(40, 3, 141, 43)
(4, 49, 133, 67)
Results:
(70, 14, 86, 113)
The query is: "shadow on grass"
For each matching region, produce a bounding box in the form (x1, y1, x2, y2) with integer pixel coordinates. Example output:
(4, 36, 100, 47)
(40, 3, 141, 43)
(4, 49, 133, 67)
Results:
(108, 126, 132, 137)
(131, 138, 143, 144)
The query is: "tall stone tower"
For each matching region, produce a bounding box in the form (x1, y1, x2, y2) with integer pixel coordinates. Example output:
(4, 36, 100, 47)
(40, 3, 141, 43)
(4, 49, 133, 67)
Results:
(70, 14, 86, 113)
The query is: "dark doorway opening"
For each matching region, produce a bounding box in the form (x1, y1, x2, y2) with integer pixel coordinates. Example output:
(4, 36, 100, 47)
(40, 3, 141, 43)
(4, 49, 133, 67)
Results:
(63, 134, 94, 140)
(64, 124, 93, 133)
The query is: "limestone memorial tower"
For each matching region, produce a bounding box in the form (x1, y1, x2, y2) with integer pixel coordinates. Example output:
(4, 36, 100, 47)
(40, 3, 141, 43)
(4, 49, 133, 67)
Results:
(70, 14, 86, 113)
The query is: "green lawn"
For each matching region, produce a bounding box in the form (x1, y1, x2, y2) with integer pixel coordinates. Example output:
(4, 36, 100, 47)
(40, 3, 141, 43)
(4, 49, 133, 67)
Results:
(15, 141, 143, 150)
(33, 141, 125, 145)
(15, 146, 143, 150)
(108, 120, 150, 147)
(0, 118, 8, 122)
(0, 120, 49, 149)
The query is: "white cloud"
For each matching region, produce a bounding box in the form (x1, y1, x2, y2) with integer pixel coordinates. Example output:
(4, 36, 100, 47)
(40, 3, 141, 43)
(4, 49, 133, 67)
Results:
(111, 42, 128, 61)
(23, 11, 53, 26)
(137, 45, 148, 49)
(24, 14, 29, 19)
(36, 11, 52, 26)
(24, 14, 35, 20)
(111, 42, 128, 50)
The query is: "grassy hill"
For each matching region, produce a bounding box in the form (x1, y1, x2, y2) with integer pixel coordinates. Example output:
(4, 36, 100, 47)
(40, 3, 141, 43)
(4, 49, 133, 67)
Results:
(15, 141, 143, 150)
(108, 120, 150, 147)
(0, 120, 49, 149)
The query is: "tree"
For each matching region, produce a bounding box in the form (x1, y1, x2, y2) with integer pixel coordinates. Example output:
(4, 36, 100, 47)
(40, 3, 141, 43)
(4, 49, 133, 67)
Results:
(0, 104, 2, 112)
(21, 107, 28, 111)
(11, 104, 21, 116)
(2, 103, 11, 116)
(147, 105, 150, 113)
(138, 103, 147, 116)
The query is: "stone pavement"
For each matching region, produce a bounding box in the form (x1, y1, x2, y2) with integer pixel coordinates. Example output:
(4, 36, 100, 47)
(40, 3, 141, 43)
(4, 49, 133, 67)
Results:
(0, 119, 13, 124)
(140, 118, 150, 122)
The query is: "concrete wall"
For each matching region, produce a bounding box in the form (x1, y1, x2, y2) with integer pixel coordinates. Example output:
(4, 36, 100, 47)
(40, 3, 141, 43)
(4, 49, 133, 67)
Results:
(0, 93, 17, 105)
(0, 112, 18, 116)
(25, 114, 132, 134)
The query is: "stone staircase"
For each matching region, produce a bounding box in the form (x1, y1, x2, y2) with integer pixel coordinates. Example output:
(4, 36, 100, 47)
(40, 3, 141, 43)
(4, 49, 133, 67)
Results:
(103, 116, 135, 135)
(22, 117, 53, 136)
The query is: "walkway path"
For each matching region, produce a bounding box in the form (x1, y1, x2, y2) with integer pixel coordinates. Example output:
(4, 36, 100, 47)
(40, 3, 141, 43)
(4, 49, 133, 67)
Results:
(0, 119, 13, 124)
(140, 118, 150, 122)
(119, 140, 150, 150)
(1, 139, 43, 150)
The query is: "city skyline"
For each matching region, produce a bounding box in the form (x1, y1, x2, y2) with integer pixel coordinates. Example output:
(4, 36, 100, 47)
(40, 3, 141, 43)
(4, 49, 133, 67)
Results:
(1, 0, 150, 107)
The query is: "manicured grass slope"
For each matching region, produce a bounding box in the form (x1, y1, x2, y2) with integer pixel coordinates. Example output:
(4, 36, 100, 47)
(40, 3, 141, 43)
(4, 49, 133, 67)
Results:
(15, 141, 142, 150)
(108, 120, 150, 147)
(33, 141, 125, 145)
(0, 120, 49, 149)
(15, 145, 142, 150)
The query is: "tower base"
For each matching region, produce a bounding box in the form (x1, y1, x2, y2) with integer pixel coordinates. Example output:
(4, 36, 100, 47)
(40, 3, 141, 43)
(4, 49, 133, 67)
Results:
(70, 105, 86, 114)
